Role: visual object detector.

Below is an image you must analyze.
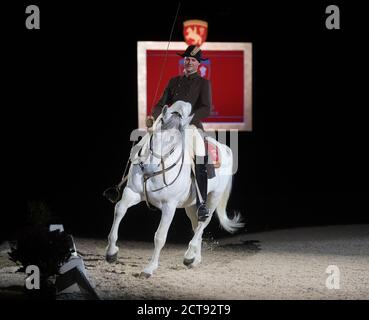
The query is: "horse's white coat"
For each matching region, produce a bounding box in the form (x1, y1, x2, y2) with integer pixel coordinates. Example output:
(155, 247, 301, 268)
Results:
(106, 101, 244, 277)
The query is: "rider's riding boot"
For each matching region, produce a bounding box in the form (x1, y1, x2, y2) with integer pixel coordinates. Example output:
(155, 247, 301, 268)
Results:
(195, 155, 210, 222)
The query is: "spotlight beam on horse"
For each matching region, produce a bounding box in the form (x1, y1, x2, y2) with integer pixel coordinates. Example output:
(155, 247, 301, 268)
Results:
(105, 101, 244, 278)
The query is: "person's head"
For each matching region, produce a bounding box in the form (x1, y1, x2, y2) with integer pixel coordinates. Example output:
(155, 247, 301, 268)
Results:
(184, 56, 200, 74)
(177, 45, 208, 75)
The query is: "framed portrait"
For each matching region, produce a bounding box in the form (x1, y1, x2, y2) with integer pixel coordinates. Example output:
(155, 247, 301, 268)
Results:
(137, 41, 253, 131)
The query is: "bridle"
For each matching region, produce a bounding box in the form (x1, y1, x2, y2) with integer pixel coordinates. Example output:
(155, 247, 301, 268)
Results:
(139, 123, 186, 210)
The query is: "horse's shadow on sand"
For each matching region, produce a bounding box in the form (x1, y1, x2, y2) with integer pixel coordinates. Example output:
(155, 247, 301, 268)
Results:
(219, 240, 261, 252)
(203, 239, 261, 254)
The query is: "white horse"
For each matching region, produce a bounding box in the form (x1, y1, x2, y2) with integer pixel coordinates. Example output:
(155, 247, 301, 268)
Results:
(105, 101, 244, 278)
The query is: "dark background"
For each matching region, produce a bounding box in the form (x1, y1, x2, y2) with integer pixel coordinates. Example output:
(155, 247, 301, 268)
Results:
(2, 1, 368, 243)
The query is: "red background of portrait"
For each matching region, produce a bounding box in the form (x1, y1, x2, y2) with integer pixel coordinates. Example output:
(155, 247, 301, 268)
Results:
(146, 50, 245, 123)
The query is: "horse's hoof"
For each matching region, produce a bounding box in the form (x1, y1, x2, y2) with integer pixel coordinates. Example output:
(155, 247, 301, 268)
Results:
(139, 272, 152, 279)
(183, 257, 195, 267)
(106, 252, 118, 263)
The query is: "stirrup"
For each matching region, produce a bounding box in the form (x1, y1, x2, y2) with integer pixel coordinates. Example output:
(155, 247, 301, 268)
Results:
(197, 203, 209, 222)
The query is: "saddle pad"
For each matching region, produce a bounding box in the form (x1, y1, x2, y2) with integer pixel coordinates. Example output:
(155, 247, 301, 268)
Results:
(206, 140, 221, 169)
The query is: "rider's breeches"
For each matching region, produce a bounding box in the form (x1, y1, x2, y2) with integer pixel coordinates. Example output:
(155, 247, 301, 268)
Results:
(185, 125, 206, 163)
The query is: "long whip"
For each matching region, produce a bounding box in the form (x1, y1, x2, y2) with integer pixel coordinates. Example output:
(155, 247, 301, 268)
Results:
(103, 2, 181, 203)
(151, 2, 181, 110)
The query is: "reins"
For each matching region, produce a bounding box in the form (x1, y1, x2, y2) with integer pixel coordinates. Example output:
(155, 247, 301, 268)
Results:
(142, 129, 186, 210)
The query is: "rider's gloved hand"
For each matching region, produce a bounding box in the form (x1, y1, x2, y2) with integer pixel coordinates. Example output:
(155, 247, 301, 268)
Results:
(146, 116, 154, 128)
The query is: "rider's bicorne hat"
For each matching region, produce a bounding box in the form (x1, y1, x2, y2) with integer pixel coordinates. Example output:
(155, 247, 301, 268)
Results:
(177, 45, 209, 63)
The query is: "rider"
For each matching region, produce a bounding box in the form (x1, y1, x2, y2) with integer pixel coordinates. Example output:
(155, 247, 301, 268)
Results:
(146, 45, 212, 222)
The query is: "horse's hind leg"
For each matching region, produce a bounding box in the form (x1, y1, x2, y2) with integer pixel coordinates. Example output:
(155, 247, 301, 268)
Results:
(106, 187, 141, 263)
(184, 211, 214, 268)
(183, 193, 222, 268)
(183, 205, 201, 266)
(140, 202, 176, 278)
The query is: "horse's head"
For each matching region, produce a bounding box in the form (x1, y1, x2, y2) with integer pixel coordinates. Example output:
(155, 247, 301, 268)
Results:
(160, 106, 182, 131)
(140, 101, 192, 175)
(160, 101, 194, 131)
(142, 101, 188, 174)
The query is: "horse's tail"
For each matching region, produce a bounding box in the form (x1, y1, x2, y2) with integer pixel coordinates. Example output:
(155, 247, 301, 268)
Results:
(216, 175, 245, 233)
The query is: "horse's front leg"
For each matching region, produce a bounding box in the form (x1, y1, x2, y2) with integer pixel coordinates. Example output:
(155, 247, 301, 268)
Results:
(106, 187, 141, 262)
(140, 202, 176, 278)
